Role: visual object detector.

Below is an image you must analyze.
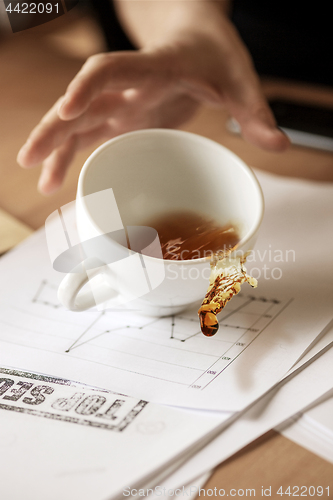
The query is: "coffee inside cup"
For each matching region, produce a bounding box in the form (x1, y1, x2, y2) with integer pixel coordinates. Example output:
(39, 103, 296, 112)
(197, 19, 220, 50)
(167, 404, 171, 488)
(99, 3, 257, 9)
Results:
(145, 210, 241, 261)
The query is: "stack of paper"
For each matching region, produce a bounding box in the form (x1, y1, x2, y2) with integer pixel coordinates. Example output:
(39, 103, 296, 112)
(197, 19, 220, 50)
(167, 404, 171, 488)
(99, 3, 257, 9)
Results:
(0, 168, 332, 499)
(277, 391, 333, 465)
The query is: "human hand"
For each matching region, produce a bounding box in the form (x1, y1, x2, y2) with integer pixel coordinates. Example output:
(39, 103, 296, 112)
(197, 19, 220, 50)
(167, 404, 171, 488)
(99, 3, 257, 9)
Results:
(17, 27, 289, 195)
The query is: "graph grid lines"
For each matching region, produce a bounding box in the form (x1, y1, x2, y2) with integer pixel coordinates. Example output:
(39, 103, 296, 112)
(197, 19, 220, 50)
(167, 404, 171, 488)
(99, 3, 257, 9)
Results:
(0, 280, 291, 391)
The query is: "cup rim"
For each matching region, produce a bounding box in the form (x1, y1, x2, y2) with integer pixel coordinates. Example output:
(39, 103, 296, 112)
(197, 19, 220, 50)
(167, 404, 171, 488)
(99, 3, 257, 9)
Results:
(77, 129, 264, 265)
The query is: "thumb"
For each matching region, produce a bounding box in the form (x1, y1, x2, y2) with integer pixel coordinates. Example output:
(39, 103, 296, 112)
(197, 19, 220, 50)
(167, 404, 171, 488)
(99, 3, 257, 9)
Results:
(222, 70, 290, 151)
(230, 99, 290, 152)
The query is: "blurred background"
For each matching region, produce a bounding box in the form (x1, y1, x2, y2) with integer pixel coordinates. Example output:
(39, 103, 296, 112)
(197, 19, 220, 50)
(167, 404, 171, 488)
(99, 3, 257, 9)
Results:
(0, 0, 333, 231)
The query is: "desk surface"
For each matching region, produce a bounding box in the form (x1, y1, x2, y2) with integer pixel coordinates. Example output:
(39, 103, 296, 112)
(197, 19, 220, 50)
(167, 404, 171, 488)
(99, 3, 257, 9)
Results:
(0, 11, 332, 494)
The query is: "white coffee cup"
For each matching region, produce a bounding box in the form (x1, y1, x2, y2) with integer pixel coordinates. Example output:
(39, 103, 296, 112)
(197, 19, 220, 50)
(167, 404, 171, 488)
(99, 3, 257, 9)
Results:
(58, 129, 264, 316)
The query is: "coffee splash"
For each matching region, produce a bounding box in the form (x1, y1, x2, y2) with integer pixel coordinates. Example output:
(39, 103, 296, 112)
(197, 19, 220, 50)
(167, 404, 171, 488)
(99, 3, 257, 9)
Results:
(145, 210, 257, 337)
(198, 251, 257, 337)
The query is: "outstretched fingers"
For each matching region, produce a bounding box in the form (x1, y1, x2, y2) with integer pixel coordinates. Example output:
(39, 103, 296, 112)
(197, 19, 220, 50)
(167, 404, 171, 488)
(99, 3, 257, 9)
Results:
(57, 51, 164, 121)
(239, 105, 290, 152)
(37, 123, 115, 195)
(17, 93, 127, 168)
(222, 66, 290, 152)
(17, 51, 174, 171)
(37, 136, 78, 195)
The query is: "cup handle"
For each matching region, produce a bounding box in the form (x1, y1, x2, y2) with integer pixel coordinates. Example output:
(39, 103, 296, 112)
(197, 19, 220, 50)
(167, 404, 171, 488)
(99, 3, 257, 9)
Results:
(57, 257, 119, 312)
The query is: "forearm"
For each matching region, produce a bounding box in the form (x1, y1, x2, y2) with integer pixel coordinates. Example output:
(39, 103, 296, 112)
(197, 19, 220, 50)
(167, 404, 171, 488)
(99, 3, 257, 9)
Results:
(114, 0, 231, 49)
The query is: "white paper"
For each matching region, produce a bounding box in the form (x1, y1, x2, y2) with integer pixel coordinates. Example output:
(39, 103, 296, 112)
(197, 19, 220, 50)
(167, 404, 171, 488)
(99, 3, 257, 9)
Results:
(249, 169, 333, 299)
(0, 367, 227, 500)
(278, 391, 333, 464)
(307, 392, 333, 433)
(150, 472, 212, 500)
(151, 321, 333, 491)
(149, 345, 333, 492)
(0, 234, 330, 412)
(286, 319, 333, 376)
(0, 169, 332, 411)
(0, 169, 332, 498)
(1, 326, 331, 500)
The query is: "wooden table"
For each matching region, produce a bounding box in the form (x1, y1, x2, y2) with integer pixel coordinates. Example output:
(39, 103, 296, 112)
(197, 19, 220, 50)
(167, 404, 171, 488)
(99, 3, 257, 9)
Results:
(0, 11, 332, 496)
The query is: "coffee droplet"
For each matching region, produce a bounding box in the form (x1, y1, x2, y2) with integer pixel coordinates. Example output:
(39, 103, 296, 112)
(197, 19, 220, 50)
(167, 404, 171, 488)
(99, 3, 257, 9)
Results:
(198, 303, 220, 337)
(199, 310, 219, 337)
